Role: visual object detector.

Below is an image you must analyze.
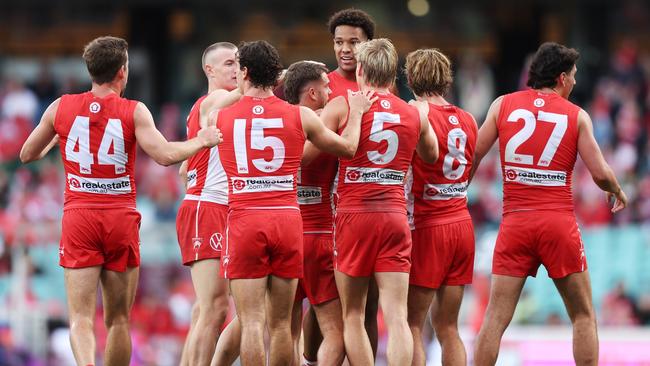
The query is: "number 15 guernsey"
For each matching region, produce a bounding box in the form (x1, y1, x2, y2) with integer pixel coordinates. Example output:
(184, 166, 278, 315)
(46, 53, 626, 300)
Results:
(55, 92, 138, 210)
(498, 89, 580, 213)
(217, 95, 306, 210)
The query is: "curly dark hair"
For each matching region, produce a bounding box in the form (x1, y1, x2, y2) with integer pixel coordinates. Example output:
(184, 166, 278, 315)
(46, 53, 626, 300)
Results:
(327, 8, 375, 40)
(83, 36, 128, 84)
(283, 61, 329, 105)
(237, 40, 283, 89)
(527, 42, 580, 89)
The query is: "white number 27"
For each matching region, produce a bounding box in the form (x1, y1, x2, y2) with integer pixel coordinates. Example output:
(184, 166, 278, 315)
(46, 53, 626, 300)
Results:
(504, 109, 567, 167)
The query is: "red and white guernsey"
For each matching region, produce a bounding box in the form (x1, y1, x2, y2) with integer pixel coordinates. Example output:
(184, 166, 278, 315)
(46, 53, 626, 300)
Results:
(328, 71, 358, 100)
(497, 89, 580, 213)
(411, 104, 477, 228)
(298, 152, 337, 233)
(217, 95, 306, 210)
(337, 93, 420, 213)
(54, 92, 138, 210)
(183, 95, 228, 204)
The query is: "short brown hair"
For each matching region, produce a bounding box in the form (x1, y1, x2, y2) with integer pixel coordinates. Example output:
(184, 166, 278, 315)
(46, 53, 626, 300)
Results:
(527, 42, 580, 89)
(283, 61, 329, 105)
(82, 36, 129, 84)
(328, 8, 375, 40)
(405, 48, 453, 97)
(356, 38, 397, 88)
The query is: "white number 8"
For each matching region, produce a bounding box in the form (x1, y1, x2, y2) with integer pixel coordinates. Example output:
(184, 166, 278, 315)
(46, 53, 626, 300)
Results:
(442, 128, 468, 180)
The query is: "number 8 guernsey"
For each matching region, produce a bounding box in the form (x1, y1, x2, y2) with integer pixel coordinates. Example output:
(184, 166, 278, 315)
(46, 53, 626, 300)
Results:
(498, 89, 580, 213)
(55, 92, 138, 210)
(410, 104, 477, 228)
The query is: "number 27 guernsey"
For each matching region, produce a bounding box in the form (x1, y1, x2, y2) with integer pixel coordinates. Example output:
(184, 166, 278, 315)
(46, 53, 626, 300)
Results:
(498, 89, 580, 213)
(55, 92, 138, 210)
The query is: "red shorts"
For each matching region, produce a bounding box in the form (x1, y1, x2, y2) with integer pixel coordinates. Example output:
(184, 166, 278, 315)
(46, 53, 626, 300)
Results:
(493, 210, 587, 279)
(410, 219, 475, 289)
(334, 211, 411, 277)
(298, 233, 339, 305)
(222, 209, 303, 279)
(176, 200, 227, 265)
(60, 208, 141, 272)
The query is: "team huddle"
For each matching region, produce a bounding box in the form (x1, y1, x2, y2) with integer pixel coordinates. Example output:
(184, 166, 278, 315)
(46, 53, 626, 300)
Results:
(19, 7, 627, 366)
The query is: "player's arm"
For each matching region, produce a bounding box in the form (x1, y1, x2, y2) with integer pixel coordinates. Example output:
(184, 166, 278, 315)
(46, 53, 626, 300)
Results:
(200, 89, 242, 128)
(469, 96, 502, 182)
(302, 90, 376, 159)
(301, 95, 347, 166)
(577, 108, 627, 212)
(411, 100, 438, 164)
(134, 102, 222, 166)
(179, 160, 189, 189)
(20, 98, 60, 163)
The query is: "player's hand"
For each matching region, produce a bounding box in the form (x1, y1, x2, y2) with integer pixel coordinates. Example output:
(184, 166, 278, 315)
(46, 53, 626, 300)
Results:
(607, 188, 627, 213)
(197, 126, 223, 148)
(348, 90, 377, 114)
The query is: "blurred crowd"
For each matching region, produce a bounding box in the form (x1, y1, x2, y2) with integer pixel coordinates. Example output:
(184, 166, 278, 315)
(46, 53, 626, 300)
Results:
(1, 41, 649, 364)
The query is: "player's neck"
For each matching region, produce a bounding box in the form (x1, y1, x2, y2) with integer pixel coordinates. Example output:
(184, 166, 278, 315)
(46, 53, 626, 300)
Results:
(416, 94, 449, 106)
(335, 67, 356, 82)
(243, 86, 274, 98)
(361, 84, 390, 94)
(536, 86, 564, 98)
(90, 83, 122, 98)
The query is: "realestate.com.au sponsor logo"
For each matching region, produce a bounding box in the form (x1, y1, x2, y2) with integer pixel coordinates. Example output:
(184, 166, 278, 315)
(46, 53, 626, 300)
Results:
(67, 174, 132, 195)
(297, 186, 322, 205)
(504, 166, 567, 187)
(423, 181, 468, 200)
(231, 175, 294, 193)
(344, 167, 405, 185)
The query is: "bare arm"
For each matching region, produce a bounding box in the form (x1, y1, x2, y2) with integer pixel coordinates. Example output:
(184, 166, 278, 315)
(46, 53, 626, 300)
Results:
(301, 96, 346, 165)
(134, 102, 222, 166)
(179, 160, 189, 189)
(410, 101, 438, 164)
(469, 96, 502, 182)
(200, 89, 242, 128)
(577, 108, 627, 212)
(20, 99, 60, 163)
(302, 90, 375, 160)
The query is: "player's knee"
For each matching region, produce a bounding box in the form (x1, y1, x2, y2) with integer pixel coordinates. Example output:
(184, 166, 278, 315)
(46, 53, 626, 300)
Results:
(571, 308, 597, 328)
(104, 313, 129, 329)
(434, 322, 459, 342)
(69, 316, 93, 331)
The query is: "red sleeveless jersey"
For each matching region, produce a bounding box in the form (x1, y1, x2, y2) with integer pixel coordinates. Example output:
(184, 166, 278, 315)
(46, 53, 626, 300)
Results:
(337, 93, 420, 213)
(184, 95, 228, 205)
(497, 89, 580, 213)
(54, 92, 138, 210)
(298, 151, 337, 232)
(411, 104, 477, 227)
(217, 95, 306, 211)
(328, 71, 358, 100)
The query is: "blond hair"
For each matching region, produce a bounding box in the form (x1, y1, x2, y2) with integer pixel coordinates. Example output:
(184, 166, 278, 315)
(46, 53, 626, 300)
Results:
(356, 38, 398, 88)
(405, 48, 453, 97)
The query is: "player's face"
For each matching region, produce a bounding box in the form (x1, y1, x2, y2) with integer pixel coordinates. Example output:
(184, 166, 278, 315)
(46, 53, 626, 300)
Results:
(562, 64, 577, 97)
(120, 54, 129, 97)
(208, 47, 238, 91)
(311, 72, 331, 109)
(333, 25, 367, 73)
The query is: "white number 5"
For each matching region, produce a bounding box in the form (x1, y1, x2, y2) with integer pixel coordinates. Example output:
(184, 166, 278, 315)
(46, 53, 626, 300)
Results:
(367, 112, 400, 164)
